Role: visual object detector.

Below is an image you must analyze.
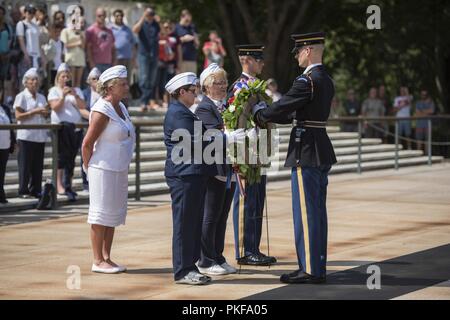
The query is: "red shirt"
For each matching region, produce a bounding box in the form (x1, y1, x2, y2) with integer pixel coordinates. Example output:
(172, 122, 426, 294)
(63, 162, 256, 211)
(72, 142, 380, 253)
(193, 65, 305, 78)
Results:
(85, 23, 115, 65)
(158, 35, 177, 62)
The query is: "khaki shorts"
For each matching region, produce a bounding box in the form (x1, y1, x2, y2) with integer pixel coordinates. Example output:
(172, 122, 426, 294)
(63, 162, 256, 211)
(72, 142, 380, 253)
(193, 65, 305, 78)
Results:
(179, 61, 197, 74)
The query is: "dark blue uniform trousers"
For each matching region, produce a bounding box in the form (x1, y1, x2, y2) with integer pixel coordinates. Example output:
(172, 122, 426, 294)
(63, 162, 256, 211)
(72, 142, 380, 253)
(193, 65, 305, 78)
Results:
(233, 175, 267, 258)
(166, 175, 207, 280)
(198, 177, 236, 268)
(291, 165, 330, 277)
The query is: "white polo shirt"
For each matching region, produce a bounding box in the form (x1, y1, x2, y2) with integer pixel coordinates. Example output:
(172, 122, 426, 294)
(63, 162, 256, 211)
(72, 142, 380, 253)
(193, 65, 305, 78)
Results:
(0, 107, 11, 150)
(16, 20, 40, 58)
(48, 86, 84, 125)
(13, 88, 49, 143)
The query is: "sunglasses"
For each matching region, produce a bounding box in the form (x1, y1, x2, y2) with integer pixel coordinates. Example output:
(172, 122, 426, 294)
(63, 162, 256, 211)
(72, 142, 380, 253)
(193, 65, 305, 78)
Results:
(184, 88, 196, 95)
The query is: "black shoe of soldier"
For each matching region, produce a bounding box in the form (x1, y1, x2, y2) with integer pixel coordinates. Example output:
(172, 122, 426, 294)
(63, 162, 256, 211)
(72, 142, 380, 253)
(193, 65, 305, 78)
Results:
(237, 253, 273, 266)
(258, 252, 277, 264)
(280, 269, 326, 284)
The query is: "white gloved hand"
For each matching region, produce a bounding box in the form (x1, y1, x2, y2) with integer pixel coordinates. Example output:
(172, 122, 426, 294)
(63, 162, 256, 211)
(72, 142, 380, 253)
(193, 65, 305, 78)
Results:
(252, 101, 268, 115)
(225, 128, 246, 144)
(247, 127, 258, 141)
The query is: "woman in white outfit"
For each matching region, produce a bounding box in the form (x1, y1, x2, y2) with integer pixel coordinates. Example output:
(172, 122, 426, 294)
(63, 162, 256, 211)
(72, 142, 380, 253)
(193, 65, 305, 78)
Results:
(81, 65, 135, 274)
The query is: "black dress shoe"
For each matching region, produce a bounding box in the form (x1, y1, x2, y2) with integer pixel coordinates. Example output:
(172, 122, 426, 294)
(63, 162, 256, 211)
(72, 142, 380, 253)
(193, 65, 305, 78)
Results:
(65, 188, 78, 196)
(66, 191, 77, 202)
(237, 253, 274, 266)
(280, 269, 326, 284)
(30, 192, 42, 199)
(259, 252, 277, 264)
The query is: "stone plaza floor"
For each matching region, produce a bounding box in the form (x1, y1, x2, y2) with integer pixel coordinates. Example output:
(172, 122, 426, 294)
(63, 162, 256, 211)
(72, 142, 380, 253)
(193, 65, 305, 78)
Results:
(0, 163, 449, 300)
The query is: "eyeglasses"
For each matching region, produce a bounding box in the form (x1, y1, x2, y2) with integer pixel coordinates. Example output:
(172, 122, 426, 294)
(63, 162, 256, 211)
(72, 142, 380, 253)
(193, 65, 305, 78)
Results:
(97, 14, 106, 18)
(212, 81, 227, 87)
(115, 15, 123, 18)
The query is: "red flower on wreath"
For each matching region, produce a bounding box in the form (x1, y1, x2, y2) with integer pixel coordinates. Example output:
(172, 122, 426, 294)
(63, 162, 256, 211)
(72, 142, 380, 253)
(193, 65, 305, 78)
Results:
(227, 96, 235, 105)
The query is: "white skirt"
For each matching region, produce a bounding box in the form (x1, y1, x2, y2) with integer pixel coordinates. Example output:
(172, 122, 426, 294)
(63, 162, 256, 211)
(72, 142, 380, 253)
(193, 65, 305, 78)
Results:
(87, 166, 129, 227)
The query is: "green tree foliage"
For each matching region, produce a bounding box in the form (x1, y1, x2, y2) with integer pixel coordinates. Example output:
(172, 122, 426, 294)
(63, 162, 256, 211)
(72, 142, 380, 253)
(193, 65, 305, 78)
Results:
(143, 0, 449, 111)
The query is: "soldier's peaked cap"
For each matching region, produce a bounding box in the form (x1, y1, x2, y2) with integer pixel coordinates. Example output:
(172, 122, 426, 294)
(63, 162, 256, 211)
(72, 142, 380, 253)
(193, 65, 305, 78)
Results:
(291, 32, 325, 53)
(236, 44, 264, 59)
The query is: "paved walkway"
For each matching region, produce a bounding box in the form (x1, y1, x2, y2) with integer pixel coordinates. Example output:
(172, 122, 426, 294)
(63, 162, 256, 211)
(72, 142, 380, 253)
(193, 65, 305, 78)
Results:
(0, 164, 449, 299)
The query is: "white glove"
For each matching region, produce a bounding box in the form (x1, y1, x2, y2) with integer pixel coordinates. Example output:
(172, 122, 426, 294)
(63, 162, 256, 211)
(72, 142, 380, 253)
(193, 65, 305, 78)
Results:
(225, 128, 246, 144)
(252, 101, 268, 115)
(247, 127, 258, 141)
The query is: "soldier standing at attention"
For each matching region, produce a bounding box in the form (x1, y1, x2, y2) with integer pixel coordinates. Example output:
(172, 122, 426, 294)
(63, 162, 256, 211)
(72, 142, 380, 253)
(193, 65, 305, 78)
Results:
(252, 32, 337, 284)
(228, 44, 277, 267)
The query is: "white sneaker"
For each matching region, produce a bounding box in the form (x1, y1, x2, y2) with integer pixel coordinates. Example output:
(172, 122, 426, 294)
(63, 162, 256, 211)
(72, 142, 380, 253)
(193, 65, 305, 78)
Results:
(91, 263, 121, 274)
(221, 262, 237, 274)
(175, 271, 211, 285)
(197, 264, 229, 275)
(117, 265, 127, 272)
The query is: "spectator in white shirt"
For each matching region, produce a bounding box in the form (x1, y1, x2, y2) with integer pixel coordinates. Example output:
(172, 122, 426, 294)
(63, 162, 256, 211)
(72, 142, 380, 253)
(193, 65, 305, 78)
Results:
(49, 24, 64, 84)
(265, 78, 282, 102)
(14, 68, 49, 198)
(393, 86, 413, 149)
(48, 63, 89, 201)
(0, 102, 15, 204)
(83, 67, 101, 111)
(16, 4, 45, 88)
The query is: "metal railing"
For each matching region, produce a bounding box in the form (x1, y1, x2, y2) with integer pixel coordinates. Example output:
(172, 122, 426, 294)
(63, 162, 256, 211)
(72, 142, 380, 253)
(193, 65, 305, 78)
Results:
(0, 120, 164, 208)
(1, 115, 449, 207)
(327, 115, 450, 174)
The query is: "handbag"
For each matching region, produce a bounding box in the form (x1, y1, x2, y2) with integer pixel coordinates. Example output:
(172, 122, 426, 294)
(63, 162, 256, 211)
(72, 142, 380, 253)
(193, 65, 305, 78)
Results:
(36, 179, 56, 210)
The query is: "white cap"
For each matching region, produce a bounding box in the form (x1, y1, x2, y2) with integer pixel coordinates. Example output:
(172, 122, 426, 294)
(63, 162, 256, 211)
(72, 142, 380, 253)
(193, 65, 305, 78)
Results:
(99, 65, 127, 84)
(22, 68, 39, 85)
(199, 63, 221, 88)
(57, 63, 70, 73)
(165, 72, 198, 94)
(87, 67, 101, 80)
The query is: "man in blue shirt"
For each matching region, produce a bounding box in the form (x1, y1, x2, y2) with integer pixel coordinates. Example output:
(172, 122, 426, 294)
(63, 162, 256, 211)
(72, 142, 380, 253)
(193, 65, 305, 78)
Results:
(111, 9, 136, 84)
(132, 6, 160, 111)
(174, 9, 199, 73)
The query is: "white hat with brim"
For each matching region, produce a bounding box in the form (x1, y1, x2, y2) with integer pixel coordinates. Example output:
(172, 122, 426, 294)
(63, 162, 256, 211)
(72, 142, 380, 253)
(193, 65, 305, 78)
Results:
(99, 65, 128, 84)
(87, 67, 101, 81)
(165, 72, 198, 94)
(199, 63, 221, 88)
(57, 63, 70, 74)
(22, 68, 39, 85)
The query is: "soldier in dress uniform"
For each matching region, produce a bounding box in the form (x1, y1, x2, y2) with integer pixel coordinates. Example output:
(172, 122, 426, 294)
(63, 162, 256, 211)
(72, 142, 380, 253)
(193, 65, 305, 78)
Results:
(252, 32, 337, 283)
(228, 44, 277, 266)
(164, 72, 217, 285)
